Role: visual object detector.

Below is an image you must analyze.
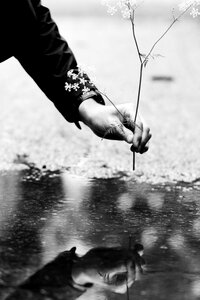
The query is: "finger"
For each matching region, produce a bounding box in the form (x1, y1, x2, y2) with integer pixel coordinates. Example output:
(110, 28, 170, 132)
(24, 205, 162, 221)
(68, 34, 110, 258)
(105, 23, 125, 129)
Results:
(115, 124, 145, 148)
(122, 116, 143, 135)
(121, 111, 143, 149)
(132, 121, 143, 150)
(130, 139, 150, 154)
(120, 125, 134, 144)
(130, 144, 142, 153)
(103, 123, 134, 143)
(140, 144, 149, 154)
(138, 128, 152, 153)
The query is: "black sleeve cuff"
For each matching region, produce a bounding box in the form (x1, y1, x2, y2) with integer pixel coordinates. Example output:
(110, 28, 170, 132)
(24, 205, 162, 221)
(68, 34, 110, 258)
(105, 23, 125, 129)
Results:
(64, 67, 105, 128)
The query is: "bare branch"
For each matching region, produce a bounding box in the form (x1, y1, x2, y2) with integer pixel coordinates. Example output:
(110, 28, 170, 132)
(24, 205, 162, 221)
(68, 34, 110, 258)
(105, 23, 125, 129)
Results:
(143, 4, 193, 65)
(129, 12, 143, 65)
(128, 6, 144, 170)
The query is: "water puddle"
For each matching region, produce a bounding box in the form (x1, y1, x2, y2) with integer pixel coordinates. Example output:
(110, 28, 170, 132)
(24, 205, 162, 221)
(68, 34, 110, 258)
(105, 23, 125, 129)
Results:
(0, 170, 200, 299)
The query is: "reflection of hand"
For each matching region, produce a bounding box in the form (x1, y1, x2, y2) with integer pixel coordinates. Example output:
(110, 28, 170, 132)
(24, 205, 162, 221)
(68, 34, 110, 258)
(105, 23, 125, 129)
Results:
(72, 244, 145, 294)
(79, 99, 151, 154)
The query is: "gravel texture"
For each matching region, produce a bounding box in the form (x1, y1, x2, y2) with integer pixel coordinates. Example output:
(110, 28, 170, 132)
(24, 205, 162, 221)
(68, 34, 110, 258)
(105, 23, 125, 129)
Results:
(1, 9, 200, 184)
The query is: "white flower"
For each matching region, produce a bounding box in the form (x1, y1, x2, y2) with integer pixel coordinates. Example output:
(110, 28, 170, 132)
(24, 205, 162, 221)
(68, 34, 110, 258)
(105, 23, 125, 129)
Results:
(67, 69, 74, 77)
(107, 5, 117, 15)
(72, 74, 78, 80)
(101, 0, 138, 18)
(72, 83, 80, 91)
(65, 82, 72, 92)
(179, 0, 200, 17)
(77, 67, 85, 76)
(190, 6, 200, 17)
(80, 78, 88, 85)
(121, 6, 131, 18)
(179, 0, 200, 10)
(82, 87, 91, 94)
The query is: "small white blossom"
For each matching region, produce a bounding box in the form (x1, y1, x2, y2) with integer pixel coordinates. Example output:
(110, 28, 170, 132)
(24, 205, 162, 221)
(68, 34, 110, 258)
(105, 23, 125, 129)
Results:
(82, 87, 91, 94)
(121, 7, 132, 18)
(65, 63, 97, 95)
(107, 5, 117, 15)
(190, 6, 200, 16)
(65, 82, 73, 92)
(72, 83, 80, 91)
(77, 67, 85, 76)
(80, 78, 88, 85)
(101, 0, 138, 18)
(72, 74, 78, 80)
(179, 0, 200, 17)
(67, 70, 74, 77)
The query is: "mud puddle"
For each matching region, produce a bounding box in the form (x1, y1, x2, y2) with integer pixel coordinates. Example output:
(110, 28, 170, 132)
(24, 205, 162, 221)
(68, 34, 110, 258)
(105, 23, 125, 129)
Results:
(0, 170, 200, 299)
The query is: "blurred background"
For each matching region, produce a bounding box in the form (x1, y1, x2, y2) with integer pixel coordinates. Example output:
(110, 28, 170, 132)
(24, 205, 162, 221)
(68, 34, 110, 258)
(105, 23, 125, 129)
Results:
(43, 0, 181, 17)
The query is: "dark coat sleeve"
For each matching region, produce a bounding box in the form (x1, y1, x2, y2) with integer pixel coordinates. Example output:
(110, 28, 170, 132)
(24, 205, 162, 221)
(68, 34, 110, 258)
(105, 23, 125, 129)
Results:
(12, 0, 104, 124)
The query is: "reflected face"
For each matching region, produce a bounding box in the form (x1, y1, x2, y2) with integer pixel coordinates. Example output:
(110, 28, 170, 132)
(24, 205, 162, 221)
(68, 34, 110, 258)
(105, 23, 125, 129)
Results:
(72, 245, 145, 294)
(97, 260, 139, 294)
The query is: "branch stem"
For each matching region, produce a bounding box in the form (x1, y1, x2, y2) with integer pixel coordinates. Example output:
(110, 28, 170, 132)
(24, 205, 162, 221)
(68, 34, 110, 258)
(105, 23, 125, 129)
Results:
(130, 13, 143, 65)
(129, 4, 192, 170)
(134, 63, 143, 123)
(144, 4, 192, 64)
(129, 12, 144, 170)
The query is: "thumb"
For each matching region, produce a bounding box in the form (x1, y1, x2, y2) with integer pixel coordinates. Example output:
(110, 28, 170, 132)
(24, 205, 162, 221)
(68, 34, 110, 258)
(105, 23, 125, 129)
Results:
(120, 126, 134, 144)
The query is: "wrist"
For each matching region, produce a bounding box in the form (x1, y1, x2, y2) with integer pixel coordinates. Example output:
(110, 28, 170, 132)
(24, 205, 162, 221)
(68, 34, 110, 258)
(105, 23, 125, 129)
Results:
(78, 98, 104, 125)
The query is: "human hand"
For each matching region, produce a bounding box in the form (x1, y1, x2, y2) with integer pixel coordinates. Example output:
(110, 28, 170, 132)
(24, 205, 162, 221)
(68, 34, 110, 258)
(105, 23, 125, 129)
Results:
(78, 99, 151, 154)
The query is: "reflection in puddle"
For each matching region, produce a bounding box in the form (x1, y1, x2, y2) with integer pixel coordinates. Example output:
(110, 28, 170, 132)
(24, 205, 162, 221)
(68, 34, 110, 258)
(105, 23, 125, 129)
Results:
(6, 244, 144, 300)
(0, 171, 200, 299)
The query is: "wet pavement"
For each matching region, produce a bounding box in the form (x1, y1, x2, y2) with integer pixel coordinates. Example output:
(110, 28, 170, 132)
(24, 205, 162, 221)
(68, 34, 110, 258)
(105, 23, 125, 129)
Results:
(0, 171, 200, 299)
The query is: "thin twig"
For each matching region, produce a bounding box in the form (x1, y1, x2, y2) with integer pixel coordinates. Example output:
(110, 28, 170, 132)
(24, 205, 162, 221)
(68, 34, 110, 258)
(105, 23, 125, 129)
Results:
(100, 1, 193, 171)
(98, 90, 142, 131)
(129, 9, 143, 123)
(125, 235, 132, 300)
(143, 4, 193, 65)
(130, 11, 143, 65)
(98, 90, 125, 119)
(129, 10, 144, 170)
(134, 63, 143, 124)
(128, 3, 192, 170)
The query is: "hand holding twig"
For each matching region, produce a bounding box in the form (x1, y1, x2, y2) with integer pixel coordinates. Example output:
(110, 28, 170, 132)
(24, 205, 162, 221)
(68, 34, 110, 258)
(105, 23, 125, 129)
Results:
(79, 99, 151, 153)
(100, 0, 200, 170)
(126, 0, 194, 170)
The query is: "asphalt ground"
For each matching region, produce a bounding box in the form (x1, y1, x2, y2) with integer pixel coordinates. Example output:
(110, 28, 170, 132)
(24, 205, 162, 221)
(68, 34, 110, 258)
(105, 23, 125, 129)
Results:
(1, 3, 200, 184)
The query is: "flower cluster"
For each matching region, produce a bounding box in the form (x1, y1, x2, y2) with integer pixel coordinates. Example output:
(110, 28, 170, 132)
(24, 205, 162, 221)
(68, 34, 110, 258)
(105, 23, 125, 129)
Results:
(179, 0, 200, 17)
(101, 0, 138, 19)
(65, 67, 95, 95)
